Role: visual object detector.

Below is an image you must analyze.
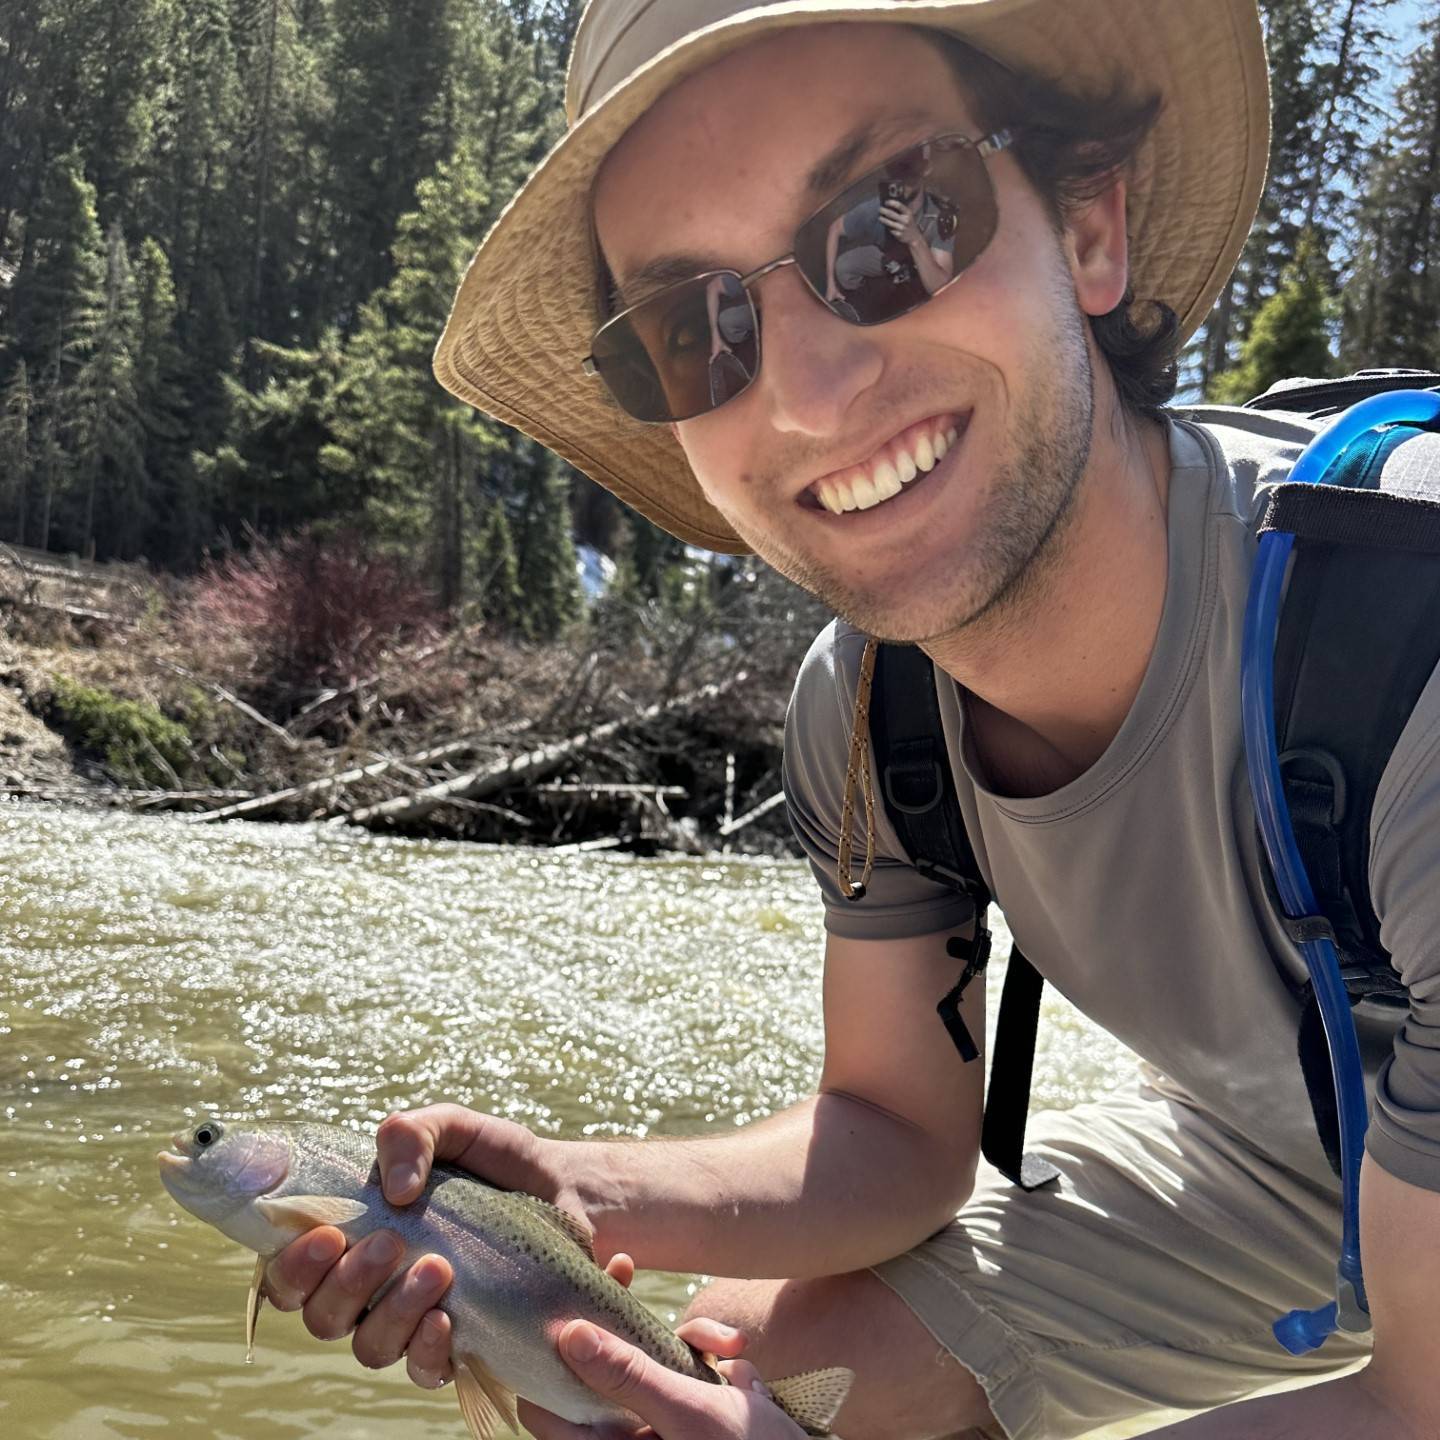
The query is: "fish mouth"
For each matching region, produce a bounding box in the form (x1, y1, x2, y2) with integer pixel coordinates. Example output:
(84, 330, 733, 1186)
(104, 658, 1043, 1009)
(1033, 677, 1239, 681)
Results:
(157, 1149, 194, 1179)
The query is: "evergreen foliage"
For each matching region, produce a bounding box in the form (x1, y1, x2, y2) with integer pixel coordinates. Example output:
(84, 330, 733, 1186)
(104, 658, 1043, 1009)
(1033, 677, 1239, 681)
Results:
(514, 455, 580, 642)
(0, 0, 1430, 602)
(474, 499, 522, 631)
(1209, 232, 1336, 403)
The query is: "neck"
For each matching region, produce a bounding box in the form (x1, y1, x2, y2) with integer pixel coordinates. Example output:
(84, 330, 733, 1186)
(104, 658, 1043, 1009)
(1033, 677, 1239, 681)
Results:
(921, 402, 1172, 795)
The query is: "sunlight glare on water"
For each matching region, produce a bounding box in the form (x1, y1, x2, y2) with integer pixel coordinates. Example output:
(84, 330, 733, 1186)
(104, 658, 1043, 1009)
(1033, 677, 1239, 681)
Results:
(0, 804, 1139, 1438)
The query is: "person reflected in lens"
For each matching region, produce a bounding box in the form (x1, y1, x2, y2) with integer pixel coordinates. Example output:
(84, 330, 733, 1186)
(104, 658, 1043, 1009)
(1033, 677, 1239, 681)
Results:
(706, 272, 756, 408)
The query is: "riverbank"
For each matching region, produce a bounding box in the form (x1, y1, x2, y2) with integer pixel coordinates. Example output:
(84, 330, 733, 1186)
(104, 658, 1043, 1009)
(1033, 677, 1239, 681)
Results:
(0, 557, 809, 854)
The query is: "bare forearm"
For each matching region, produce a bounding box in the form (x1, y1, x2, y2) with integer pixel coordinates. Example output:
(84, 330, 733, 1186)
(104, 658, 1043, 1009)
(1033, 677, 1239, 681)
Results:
(557, 1091, 972, 1279)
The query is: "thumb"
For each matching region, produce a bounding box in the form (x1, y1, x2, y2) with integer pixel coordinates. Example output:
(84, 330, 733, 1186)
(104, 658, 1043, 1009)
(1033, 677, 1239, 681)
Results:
(377, 1105, 539, 1205)
(559, 1321, 720, 1436)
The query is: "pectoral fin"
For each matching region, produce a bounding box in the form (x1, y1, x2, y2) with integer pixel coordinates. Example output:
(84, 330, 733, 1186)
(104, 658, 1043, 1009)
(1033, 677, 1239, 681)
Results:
(254, 1194, 370, 1231)
(453, 1352, 518, 1440)
(244, 1254, 266, 1364)
(769, 1367, 854, 1437)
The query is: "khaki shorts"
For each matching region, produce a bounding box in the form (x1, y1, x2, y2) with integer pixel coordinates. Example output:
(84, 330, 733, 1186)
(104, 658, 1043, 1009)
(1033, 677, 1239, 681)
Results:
(870, 1081, 1371, 1439)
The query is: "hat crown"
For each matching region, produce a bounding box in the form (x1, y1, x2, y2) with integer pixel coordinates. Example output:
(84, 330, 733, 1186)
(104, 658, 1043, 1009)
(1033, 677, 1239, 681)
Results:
(568, 0, 759, 123)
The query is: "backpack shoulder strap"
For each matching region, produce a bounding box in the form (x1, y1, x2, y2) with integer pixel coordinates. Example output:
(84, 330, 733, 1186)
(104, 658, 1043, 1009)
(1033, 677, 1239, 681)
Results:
(1265, 415, 1440, 1172)
(870, 642, 1060, 1192)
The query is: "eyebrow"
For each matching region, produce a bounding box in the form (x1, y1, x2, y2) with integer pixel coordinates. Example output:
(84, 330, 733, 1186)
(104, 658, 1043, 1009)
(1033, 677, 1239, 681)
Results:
(612, 108, 941, 302)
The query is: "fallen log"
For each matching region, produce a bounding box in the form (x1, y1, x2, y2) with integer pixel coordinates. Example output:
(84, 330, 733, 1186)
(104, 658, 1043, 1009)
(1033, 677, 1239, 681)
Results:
(535, 783, 689, 799)
(193, 735, 491, 824)
(156, 660, 299, 749)
(341, 671, 745, 830)
(718, 788, 786, 836)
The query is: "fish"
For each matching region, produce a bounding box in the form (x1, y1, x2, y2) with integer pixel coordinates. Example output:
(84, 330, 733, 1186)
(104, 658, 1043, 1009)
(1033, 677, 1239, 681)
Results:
(157, 1117, 853, 1439)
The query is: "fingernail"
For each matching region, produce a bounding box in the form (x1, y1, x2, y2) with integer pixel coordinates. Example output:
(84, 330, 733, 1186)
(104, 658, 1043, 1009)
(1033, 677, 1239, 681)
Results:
(566, 1322, 600, 1363)
(307, 1231, 343, 1263)
(389, 1165, 420, 1200)
(372, 1231, 404, 1264)
(713, 1323, 737, 1339)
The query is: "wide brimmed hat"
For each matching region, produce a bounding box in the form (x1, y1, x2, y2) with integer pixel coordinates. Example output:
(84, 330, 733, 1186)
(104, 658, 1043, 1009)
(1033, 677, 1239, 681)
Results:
(434, 0, 1269, 553)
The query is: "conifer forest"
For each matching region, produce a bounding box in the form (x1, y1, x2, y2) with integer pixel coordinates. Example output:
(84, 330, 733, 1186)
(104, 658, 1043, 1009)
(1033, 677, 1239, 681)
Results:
(0, 0, 1436, 841)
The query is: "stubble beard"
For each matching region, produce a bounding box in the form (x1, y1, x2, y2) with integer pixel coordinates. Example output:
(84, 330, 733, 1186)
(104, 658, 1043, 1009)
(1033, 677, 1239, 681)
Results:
(746, 307, 1096, 644)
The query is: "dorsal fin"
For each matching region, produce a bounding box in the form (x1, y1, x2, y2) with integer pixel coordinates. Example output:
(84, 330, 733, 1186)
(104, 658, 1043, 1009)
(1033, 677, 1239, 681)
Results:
(516, 1195, 596, 1261)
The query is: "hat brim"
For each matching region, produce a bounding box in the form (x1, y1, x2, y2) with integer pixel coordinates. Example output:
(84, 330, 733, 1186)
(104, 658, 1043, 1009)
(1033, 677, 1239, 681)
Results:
(434, 0, 1269, 553)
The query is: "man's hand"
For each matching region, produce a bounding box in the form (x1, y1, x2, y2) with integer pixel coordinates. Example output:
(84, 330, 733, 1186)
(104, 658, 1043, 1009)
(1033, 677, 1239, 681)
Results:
(520, 1313, 807, 1440)
(262, 1104, 592, 1387)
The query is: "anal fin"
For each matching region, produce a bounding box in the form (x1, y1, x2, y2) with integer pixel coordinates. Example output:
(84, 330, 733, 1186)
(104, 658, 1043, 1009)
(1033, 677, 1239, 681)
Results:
(245, 1254, 266, 1364)
(453, 1351, 519, 1440)
(769, 1366, 855, 1437)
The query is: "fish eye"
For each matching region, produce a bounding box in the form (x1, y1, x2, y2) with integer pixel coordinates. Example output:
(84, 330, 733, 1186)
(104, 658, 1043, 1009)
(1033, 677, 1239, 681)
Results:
(193, 1122, 224, 1149)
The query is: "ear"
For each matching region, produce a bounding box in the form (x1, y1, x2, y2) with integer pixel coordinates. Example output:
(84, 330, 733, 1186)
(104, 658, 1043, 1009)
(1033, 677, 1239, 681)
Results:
(1064, 176, 1130, 319)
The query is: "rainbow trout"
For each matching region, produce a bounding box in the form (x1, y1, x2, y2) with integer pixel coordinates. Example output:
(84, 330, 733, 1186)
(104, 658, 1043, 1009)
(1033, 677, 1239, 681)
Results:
(157, 1118, 852, 1439)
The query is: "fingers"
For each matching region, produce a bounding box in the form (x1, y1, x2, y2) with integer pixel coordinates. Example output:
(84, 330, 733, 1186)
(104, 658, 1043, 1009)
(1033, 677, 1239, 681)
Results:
(263, 1226, 346, 1311)
(297, 1229, 407, 1342)
(604, 1253, 635, 1289)
(376, 1104, 539, 1205)
(351, 1253, 454, 1371)
(406, 1308, 455, 1391)
(674, 1317, 747, 1359)
(554, 1320, 729, 1437)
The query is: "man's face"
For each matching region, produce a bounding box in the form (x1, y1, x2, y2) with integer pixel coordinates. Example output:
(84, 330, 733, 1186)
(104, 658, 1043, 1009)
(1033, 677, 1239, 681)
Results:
(593, 24, 1108, 644)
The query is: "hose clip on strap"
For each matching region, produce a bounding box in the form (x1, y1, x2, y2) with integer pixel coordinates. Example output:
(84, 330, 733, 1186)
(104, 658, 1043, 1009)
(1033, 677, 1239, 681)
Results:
(937, 929, 991, 1063)
(1282, 913, 1339, 946)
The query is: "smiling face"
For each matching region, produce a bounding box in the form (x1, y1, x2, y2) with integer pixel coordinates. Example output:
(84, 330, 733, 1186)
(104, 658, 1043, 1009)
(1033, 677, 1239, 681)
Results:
(593, 23, 1128, 643)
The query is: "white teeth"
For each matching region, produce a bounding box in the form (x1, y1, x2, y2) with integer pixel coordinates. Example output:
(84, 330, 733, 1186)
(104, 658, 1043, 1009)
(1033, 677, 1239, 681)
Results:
(813, 417, 962, 514)
(851, 473, 879, 510)
(872, 461, 902, 502)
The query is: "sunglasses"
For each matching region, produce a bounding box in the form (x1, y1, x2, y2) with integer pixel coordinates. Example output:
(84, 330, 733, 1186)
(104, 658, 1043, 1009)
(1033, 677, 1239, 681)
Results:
(582, 129, 1016, 424)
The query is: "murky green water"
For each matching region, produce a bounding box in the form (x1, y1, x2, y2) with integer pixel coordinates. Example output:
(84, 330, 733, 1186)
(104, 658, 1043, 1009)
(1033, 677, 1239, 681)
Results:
(0, 804, 1139, 1439)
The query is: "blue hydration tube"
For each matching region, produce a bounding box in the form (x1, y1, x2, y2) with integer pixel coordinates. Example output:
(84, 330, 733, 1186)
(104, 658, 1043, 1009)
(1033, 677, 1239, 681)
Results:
(1241, 388, 1440, 1356)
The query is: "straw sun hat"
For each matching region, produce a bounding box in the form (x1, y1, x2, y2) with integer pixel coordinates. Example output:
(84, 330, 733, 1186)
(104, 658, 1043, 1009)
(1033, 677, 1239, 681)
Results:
(433, 0, 1270, 554)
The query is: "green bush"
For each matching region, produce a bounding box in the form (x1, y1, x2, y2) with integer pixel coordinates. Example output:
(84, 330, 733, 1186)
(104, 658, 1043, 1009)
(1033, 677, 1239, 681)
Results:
(49, 676, 196, 788)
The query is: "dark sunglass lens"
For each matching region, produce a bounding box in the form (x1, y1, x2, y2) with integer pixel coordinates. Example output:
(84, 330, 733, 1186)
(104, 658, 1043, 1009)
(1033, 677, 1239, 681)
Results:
(796, 137, 996, 325)
(592, 272, 757, 423)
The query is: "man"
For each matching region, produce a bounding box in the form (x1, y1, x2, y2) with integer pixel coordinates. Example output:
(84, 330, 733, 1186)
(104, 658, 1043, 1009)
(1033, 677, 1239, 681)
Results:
(264, 3, 1440, 1437)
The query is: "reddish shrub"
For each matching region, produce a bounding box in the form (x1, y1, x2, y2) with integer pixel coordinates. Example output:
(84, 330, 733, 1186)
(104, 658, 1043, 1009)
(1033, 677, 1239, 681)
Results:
(182, 531, 439, 700)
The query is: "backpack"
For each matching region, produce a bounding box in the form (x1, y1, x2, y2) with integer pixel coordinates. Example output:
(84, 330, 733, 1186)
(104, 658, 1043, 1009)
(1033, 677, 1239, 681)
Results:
(867, 369, 1440, 1193)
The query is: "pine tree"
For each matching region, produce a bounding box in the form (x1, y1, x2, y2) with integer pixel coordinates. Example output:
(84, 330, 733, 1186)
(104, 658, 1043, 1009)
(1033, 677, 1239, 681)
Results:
(319, 144, 496, 604)
(1208, 231, 1336, 403)
(132, 238, 194, 561)
(69, 221, 145, 557)
(0, 360, 32, 543)
(6, 150, 106, 391)
(474, 497, 522, 631)
(1341, 19, 1440, 370)
(514, 455, 580, 642)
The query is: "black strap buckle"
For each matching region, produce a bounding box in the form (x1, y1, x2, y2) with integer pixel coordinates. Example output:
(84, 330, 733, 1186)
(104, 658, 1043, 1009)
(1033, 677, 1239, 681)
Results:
(883, 757, 945, 815)
(937, 929, 992, 1064)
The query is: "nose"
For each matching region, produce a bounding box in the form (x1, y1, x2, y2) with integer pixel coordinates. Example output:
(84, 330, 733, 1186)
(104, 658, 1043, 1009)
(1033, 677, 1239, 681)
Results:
(753, 270, 883, 438)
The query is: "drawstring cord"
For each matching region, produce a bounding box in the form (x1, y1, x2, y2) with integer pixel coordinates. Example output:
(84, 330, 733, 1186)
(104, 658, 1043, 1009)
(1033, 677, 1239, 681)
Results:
(837, 637, 879, 901)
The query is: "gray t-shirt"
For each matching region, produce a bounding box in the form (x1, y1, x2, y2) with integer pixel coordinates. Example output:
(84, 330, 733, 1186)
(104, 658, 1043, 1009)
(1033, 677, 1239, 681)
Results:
(783, 407, 1440, 1194)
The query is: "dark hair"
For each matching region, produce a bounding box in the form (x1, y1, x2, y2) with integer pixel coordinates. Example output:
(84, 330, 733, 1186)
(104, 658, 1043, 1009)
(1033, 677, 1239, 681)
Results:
(921, 29, 1180, 418)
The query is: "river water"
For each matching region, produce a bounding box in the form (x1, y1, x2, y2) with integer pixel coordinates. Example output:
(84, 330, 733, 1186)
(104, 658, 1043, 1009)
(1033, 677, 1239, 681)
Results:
(0, 804, 1141, 1439)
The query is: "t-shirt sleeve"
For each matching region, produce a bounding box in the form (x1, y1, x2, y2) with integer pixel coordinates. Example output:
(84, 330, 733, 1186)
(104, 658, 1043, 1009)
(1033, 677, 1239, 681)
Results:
(1367, 653, 1440, 1192)
(783, 622, 976, 941)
